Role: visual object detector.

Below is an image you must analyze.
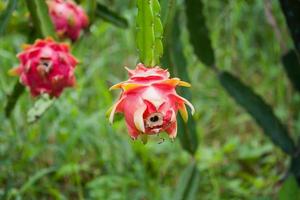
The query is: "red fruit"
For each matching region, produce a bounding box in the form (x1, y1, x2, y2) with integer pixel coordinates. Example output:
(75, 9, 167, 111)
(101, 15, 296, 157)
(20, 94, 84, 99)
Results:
(10, 38, 78, 97)
(47, 0, 89, 41)
(108, 63, 194, 140)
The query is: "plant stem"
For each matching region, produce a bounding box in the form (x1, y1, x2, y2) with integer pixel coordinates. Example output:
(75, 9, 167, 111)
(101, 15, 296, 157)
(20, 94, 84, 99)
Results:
(5, 81, 25, 118)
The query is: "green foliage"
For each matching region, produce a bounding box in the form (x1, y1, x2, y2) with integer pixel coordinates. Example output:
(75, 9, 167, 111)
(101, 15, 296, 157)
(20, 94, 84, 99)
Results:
(185, 0, 215, 67)
(136, 0, 163, 66)
(0, 0, 17, 36)
(7, 167, 57, 199)
(219, 71, 295, 155)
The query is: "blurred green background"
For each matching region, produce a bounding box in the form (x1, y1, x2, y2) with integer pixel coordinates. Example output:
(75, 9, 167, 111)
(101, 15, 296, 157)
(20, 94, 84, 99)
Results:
(1, 0, 299, 199)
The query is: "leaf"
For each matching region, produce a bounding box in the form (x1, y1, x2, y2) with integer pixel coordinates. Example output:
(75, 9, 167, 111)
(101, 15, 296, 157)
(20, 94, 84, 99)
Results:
(173, 161, 200, 200)
(0, 0, 17, 36)
(282, 49, 300, 93)
(279, 0, 300, 54)
(25, 0, 56, 38)
(278, 175, 300, 200)
(95, 3, 128, 29)
(219, 71, 296, 155)
(5, 81, 25, 118)
(136, 0, 163, 66)
(27, 94, 55, 124)
(185, 0, 215, 67)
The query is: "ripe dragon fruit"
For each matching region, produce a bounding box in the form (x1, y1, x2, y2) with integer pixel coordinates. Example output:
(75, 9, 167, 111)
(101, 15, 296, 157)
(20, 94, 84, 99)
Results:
(9, 37, 78, 97)
(47, 0, 89, 41)
(108, 63, 195, 140)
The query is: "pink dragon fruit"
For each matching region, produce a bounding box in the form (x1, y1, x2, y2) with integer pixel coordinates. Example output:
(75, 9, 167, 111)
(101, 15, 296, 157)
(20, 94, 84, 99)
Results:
(10, 37, 78, 97)
(108, 63, 195, 140)
(47, 0, 89, 41)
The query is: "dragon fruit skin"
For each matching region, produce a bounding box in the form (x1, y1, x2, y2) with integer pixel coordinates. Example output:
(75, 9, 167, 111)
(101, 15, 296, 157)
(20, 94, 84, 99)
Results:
(47, 0, 89, 41)
(10, 37, 78, 97)
(109, 63, 195, 140)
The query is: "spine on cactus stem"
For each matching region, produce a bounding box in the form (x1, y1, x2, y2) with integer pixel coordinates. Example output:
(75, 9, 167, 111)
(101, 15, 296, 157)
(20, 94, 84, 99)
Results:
(136, 0, 163, 67)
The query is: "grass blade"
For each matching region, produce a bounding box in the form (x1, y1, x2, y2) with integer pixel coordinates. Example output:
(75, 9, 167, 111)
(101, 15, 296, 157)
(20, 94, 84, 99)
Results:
(19, 167, 56, 195)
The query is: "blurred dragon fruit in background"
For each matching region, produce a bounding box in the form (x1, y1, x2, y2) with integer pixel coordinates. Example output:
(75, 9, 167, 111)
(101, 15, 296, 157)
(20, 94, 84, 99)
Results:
(47, 0, 89, 41)
(109, 63, 195, 140)
(10, 38, 78, 97)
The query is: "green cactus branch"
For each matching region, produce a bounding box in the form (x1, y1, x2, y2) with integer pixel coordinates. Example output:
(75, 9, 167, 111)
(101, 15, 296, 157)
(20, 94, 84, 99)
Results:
(163, 9, 198, 155)
(184, 0, 300, 189)
(5, 81, 25, 118)
(25, 0, 56, 38)
(136, 0, 163, 67)
(95, 2, 129, 29)
(0, 0, 17, 36)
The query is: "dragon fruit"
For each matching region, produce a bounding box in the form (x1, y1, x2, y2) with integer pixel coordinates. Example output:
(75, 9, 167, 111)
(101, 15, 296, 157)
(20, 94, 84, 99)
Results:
(109, 63, 195, 140)
(9, 37, 78, 97)
(47, 0, 89, 41)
